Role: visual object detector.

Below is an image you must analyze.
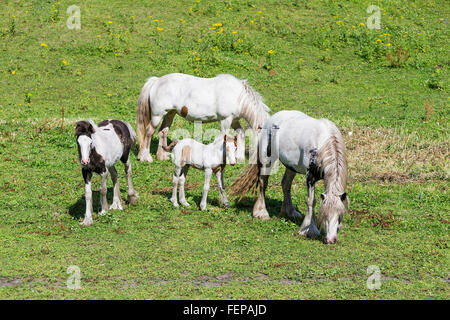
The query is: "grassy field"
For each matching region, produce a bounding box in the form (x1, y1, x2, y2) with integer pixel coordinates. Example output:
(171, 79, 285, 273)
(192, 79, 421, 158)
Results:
(0, 0, 448, 299)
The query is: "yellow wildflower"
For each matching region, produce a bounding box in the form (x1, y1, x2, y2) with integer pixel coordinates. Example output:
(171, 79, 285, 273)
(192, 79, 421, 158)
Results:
(195, 57, 201, 61)
(156, 27, 164, 31)
(40, 43, 48, 47)
(267, 49, 274, 54)
(359, 22, 365, 27)
(62, 59, 68, 65)
(212, 23, 222, 27)
(11, 71, 16, 75)
(107, 21, 112, 24)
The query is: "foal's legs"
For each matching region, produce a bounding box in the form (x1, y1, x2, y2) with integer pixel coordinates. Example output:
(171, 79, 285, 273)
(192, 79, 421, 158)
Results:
(280, 168, 303, 222)
(216, 169, 230, 208)
(298, 173, 320, 238)
(252, 174, 270, 220)
(157, 111, 176, 161)
(123, 158, 138, 206)
(179, 166, 190, 207)
(99, 171, 109, 215)
(138, 115, 162, 163)
(231, 119, 245, 163)
(199, 168, 213, 211)
(108, 166, 123, 210)
(171, 166, 182, 207)
(81, 170, 94, 226)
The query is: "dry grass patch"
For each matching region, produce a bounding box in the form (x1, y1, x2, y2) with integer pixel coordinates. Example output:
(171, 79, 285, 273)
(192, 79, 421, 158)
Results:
(343, 126, 449, 183)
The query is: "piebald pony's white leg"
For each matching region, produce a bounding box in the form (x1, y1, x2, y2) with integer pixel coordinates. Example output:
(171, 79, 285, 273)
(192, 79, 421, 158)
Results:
(171, 166, 181, 207)
(252, 174, 270, 220)
(280, 168, 303, 222)
(298, 176, 320, 238)
(179, 166, 190, 207)
(216, 169, 230, 208)
(156, 111, 176, 161)
(231, 119, 245, 163)
(99, 171, 109, 215)
(82, 180, 94, 226)
(124, 159, 138, 206)
(200, 168, 213, 211)
(108, 166, 123, 210)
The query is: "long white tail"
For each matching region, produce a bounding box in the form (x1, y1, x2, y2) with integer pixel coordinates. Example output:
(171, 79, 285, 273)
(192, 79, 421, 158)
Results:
(137, 76, 159, 151)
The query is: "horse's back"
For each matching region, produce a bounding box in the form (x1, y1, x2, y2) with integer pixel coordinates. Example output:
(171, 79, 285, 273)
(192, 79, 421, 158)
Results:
(263, 110, 339, 173)
(151, 73, 244, 119)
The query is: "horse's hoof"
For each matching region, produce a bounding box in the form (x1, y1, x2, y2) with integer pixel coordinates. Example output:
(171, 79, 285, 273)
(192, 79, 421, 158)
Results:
(223, 202, 230, 208)
(181, 201, 190, 207)
(298, 225, 320, 239)
(253, 210, 270, 220)
(138, 153, 153, 163)
(199, 203, 207, 211)
(128, 195, 137, 206)
(80, 219, 93, 227)
(99, 210, 107, 216)
(109, 202, 123, 210)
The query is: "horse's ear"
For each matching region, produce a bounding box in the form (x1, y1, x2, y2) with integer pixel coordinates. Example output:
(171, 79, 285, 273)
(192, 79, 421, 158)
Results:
(340, 193, 347, 202)
(320, 193, 326, 201)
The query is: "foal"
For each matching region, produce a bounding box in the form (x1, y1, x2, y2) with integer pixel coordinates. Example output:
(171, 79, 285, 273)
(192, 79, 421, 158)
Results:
(75, 119, 138, 226)
(161, 128, 238, 211)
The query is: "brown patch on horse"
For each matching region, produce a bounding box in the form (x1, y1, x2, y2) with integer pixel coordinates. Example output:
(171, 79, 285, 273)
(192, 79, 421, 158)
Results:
(75, 121, 95, 137)
(180, 106, 188, 118)
(213, 164, 225, 174)
(181, 145, 191, 166)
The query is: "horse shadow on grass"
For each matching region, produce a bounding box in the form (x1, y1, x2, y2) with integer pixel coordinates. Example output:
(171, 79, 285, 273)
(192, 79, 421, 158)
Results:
(152, 186, 303, 226)
(68, 187, 127, 220)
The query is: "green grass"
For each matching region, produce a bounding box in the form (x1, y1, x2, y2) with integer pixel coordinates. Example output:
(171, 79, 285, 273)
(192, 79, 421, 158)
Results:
(0, 0, 448, 299)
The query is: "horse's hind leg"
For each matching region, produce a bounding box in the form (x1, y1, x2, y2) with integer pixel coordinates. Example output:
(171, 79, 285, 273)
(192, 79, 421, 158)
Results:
(99, 171, 109, 215)
(123, 158, 138, 206)
(108, 166, 123, 210)
(231, 119, 245, 163)
(298, 173, 320, 238)
(138, 115, 162, 163)
(252, 174, 270, 220)
(280, 168, 303, 223)
(157, 111, 176, 161)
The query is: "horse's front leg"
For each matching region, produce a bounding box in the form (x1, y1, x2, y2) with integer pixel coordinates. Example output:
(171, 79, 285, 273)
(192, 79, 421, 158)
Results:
(298, 174, 320, 238)
(171, 166, 181, 207)
(280, 168, 303, 223)
(81, 169, 94, 226)
(231, 119, 245, 163)
(123, 159, 138, 206)
(215, 168, 230, 208)
(199, 168, 212, 211)
(99, 171, 109, 215)
(179, 166, 190, 207)
(108, 166, 123, 210)
(252, 174, 270, 220)
(156, 111, 176, 161)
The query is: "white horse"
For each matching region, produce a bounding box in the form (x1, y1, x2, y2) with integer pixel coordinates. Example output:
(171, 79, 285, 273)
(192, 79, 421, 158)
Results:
(75, 119, 138, 226)
(136, 73, 270, 163)
(230, 110, 349, 244)
(161, 128, 238, 211)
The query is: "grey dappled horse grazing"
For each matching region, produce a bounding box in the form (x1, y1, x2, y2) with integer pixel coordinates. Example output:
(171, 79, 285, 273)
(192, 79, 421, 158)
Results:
(230, 110, 349, 244)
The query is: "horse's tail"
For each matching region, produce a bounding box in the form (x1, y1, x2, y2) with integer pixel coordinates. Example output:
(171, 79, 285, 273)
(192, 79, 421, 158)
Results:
(137, 76, 159, 151)
(229, 148, 261, 202)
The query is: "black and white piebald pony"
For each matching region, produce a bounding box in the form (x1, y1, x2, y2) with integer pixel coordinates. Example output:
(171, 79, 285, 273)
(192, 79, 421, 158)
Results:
(75, 119, 138, 226)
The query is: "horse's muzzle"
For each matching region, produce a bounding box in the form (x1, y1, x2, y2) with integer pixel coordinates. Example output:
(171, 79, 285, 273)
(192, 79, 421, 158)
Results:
(81, 159, 90, 166)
